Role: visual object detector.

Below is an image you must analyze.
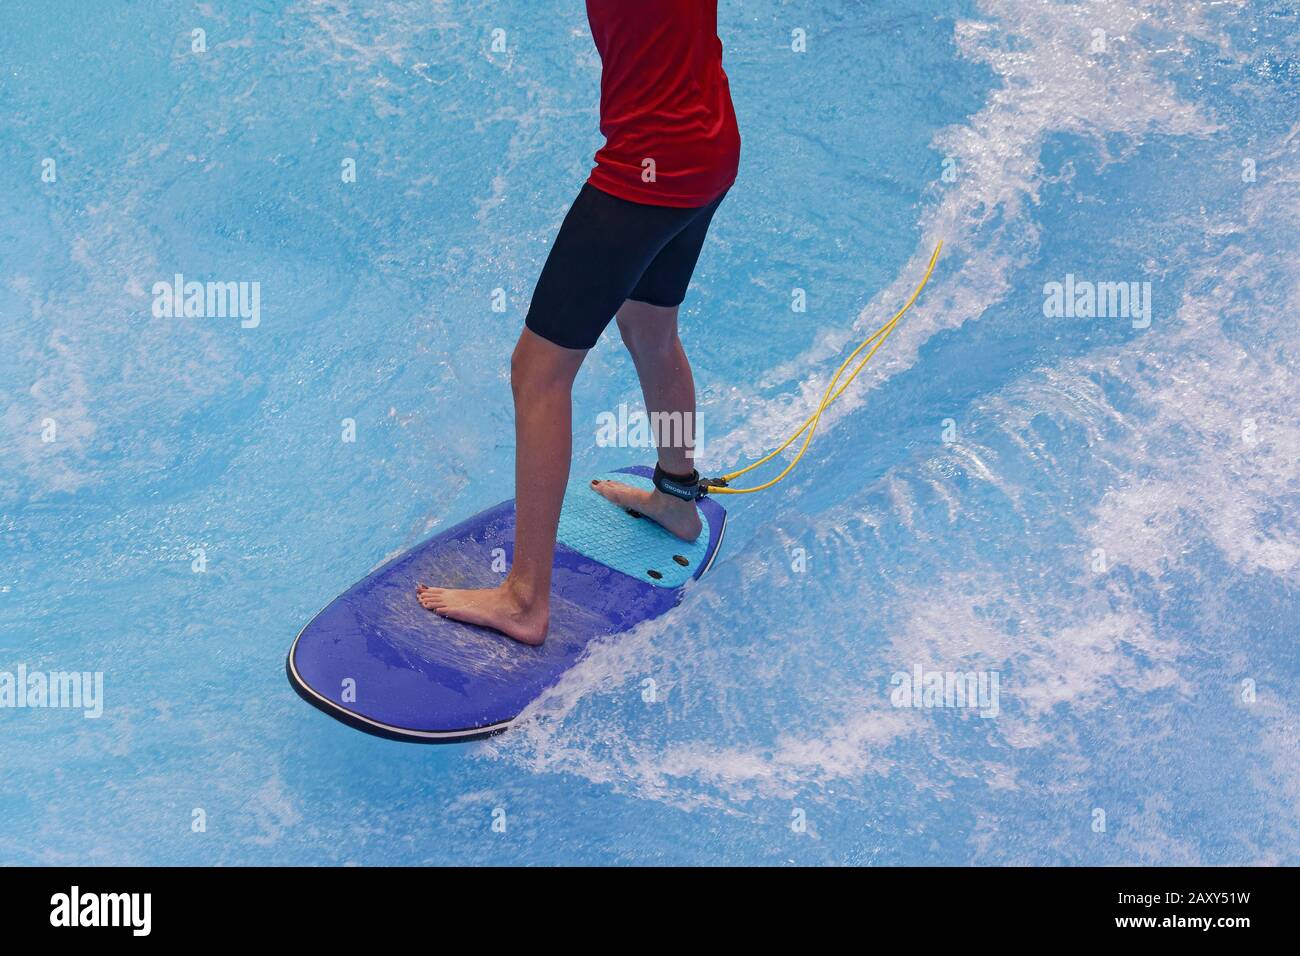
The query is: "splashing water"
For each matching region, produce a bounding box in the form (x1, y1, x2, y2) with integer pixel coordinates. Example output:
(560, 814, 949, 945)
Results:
(1, 0, 1296, 864)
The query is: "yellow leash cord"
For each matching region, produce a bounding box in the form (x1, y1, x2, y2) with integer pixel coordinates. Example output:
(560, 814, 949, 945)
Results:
(701, 241, 943, 496)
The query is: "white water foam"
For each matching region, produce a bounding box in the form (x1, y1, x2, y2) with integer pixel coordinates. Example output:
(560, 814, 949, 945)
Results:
(708, 0, 1224, 470)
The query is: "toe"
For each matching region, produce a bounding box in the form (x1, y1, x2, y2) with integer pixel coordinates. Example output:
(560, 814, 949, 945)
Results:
(419, 587, 449, 610)
(590, 478, 639, 507)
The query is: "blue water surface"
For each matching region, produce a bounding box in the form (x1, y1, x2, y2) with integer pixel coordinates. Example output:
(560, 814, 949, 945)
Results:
(1, 0, 1297, 865)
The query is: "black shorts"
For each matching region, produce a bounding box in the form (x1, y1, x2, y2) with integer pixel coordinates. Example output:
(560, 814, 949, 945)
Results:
(524, 183, 728, 350)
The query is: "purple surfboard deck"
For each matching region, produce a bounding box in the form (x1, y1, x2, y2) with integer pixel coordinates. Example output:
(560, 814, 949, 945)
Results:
(287, 466, 727, 742)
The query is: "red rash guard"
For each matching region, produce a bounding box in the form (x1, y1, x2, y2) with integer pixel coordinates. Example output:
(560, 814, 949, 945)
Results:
(585, 0, 741, 208)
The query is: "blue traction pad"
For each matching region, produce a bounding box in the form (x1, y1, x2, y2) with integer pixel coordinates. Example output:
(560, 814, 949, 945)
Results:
(557, 471, 708, 589)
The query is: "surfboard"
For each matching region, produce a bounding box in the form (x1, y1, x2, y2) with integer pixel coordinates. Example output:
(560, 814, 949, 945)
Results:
(286, 465, 727, 742)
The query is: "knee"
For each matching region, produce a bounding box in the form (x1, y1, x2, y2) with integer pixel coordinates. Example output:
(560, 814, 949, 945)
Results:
(509, 340, 532, 399)
(617, 314, 680, 360)
(510, 333, 579, 400)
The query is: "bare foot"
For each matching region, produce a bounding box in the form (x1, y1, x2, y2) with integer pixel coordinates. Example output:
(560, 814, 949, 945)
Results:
(415, 580, 548, 646)
(589, 478, 703, 541)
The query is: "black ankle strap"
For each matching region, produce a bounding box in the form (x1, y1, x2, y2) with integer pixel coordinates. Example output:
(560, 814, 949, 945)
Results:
(653, 464, 702, 501)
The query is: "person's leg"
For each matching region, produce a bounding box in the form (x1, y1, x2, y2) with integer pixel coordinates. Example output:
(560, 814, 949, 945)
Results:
(417, 328, 586, 645)
(588, 190, 728, 539)
(589, 300, 703, 540)
(618, 301, 698, 476)
(417, 185, 720, 644)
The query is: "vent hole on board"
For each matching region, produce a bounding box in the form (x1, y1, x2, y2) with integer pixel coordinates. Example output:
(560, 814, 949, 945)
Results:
(672, 555, 689, 566)
(647, 569, 663, 580)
